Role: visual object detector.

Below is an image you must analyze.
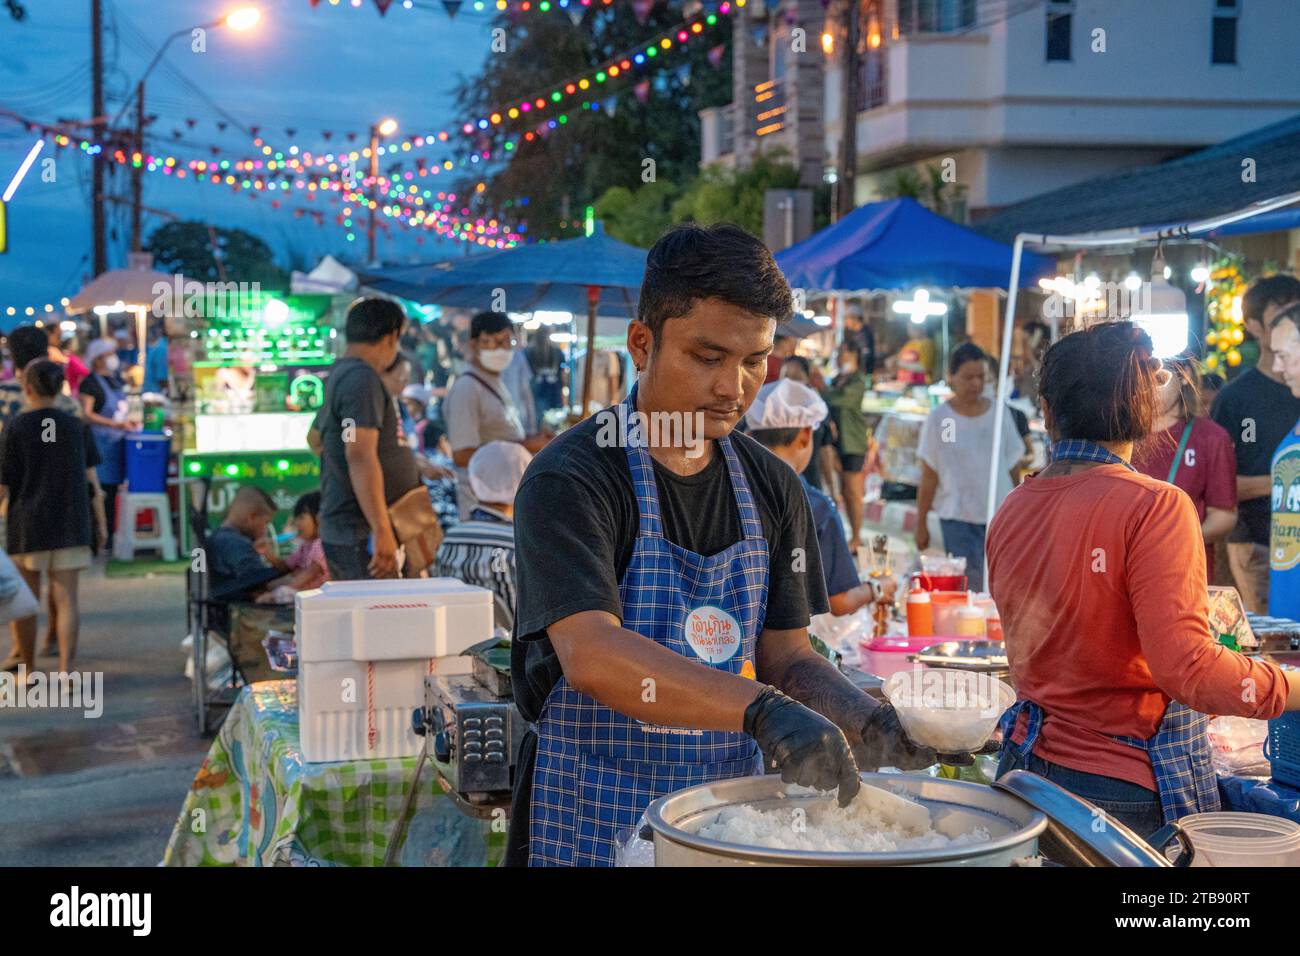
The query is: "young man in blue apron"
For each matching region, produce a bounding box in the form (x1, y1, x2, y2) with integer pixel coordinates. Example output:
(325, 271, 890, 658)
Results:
(507, 224, 933, 867)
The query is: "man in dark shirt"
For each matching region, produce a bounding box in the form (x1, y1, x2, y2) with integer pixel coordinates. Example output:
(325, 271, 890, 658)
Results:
(1211, 275, 1300, 612)
(317, 298, 421, 580)
(507, 223, 933, 867)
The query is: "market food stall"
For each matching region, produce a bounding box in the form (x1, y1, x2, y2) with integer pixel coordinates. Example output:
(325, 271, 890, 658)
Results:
(177, 290, 344, 549)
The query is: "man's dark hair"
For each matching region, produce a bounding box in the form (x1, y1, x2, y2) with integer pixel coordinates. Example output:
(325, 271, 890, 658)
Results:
(7, 325, 49, 371)
(1039, 321, 1160, 443)
(470, 311, 513, 339)
(1269, 301, 1300, 335)
(948, 342, 988, 375)
(636, 223, 793, 343)
(781, 354, 811, 378)
(293, 490, 321, 519)
(23, 358, 65, 398)
(1242, 274, 1300, 326)
(423, 418, 447, 452)
(748, 426, 802, 450)
(345, 297, 405, 344)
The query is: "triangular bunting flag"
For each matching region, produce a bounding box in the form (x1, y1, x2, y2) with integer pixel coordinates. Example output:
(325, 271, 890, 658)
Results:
(633, 79, 650, 103)
(375, 0, 394, 15)
(442, 0, 462, 17)
(632, 0, 653, 25)
(707, 43, 725, 67)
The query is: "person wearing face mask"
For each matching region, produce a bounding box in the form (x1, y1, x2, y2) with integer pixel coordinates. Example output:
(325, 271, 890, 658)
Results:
(79, 338, 134, 553)
(443, 312, 551, 518)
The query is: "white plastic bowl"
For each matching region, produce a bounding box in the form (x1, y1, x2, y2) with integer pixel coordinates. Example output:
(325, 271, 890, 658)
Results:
(883, 668, 1015, 753)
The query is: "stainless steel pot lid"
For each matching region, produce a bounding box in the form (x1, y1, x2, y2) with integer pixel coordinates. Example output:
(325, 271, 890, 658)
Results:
(992, 770, 1187, 867)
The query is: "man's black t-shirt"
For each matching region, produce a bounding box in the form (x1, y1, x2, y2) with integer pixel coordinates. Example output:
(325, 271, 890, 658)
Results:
(0, 408, 100, 554)
(1210, 367, 1300, 545)
(511, 410, 830, 723)
(317, 356, 421, 545)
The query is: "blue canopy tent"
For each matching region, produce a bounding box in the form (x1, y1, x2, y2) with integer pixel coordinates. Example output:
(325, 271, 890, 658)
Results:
(363, 224, 647, 411)
(775, 197, 1055, 291)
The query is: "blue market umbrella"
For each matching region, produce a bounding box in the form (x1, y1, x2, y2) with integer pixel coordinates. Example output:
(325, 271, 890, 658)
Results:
(363, 224, 647, 410)
(775, 198, 1054, 291)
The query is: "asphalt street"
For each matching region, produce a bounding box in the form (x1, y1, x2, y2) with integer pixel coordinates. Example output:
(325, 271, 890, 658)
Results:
(0, 564, 209, 866)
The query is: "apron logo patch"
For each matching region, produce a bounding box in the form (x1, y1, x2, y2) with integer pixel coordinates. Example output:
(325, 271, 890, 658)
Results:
(1274, 447, 1300, 572)
(684, 605, 741, 663)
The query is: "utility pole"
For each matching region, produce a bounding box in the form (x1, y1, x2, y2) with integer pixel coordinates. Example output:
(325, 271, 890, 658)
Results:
(91, 0, 107, 275)
(131, 81, 144, 251)
(367, 124, 379, 268)
(835, 0, 859, 221)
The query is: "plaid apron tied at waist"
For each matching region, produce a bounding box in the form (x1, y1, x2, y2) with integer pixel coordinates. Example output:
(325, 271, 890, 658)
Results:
(998, 698, 1219, 823)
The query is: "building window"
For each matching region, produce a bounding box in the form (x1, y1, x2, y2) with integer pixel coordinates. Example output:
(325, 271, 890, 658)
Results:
(897, 0, 976, 35)
(1212, 0, 1239, 65)
(1046, 1, 1073, 62)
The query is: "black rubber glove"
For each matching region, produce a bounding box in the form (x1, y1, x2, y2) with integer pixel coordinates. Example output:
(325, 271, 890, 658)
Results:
(744, 686, 861, 807)
(852, 702, 938, 772)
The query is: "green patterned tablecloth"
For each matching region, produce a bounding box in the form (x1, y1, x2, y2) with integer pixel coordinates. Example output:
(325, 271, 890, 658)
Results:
(163, 680, 502, 867)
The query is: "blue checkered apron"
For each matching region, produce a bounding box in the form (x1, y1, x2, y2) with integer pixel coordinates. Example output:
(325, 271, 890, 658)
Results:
(995, 438, 1219, 823)
(998, 698, 1219, 823)
(528, 393, 768, 866)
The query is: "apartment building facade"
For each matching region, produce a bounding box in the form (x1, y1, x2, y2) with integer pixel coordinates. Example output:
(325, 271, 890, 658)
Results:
(702, 0, 1300, 221)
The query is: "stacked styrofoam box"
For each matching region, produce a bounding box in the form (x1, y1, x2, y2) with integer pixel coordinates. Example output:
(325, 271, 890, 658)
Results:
(296, 578, 494, 763)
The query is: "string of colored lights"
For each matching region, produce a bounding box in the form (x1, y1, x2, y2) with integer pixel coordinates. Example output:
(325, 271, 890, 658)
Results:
(2, 299, 72, 321)
(236, 2, 736, 163)
(317, 0, 617, 14)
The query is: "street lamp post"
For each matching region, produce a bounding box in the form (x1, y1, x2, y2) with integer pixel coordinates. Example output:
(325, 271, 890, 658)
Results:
(111, 8, 261, 252)
(367, 118, 397, 268)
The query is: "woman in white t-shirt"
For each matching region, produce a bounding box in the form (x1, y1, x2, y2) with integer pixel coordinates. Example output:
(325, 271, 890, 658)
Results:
(915, 343, 1031, 590)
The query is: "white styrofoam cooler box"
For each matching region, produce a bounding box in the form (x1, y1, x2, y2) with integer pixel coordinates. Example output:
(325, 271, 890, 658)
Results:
(296, 577, 494, 763)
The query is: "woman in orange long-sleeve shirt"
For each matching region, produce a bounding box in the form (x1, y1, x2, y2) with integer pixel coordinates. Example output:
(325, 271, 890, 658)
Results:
(988, 321, 1300, 837)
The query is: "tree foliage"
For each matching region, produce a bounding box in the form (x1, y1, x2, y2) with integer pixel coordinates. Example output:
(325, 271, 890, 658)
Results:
(453, 2, 732, 241)
(146, 221, 289, 288)
(596, 150, 830, 247)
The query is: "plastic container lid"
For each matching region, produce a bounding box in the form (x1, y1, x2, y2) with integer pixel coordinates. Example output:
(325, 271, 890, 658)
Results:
(907, 588, 931, 603)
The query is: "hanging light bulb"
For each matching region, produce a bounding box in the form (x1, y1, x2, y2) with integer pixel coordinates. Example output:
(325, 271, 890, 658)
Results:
(1131, 246, 1188, 359)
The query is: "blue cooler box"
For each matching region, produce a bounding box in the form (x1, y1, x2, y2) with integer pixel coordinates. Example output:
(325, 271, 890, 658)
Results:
(125, 433, 170, 494)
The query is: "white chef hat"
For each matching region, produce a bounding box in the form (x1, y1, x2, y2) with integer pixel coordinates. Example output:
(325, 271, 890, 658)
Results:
(744, 379, 828, 432)
(469, 440, 534, 505)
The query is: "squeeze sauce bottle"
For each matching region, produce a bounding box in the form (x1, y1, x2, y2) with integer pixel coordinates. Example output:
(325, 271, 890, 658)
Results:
(906, 585, 933, 638)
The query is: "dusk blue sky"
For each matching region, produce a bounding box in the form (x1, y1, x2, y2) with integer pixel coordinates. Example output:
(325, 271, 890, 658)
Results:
(0, 0, 499, 314)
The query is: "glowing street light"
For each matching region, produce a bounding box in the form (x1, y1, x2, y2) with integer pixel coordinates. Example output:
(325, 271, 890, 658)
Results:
(225, 7, 261, 31)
